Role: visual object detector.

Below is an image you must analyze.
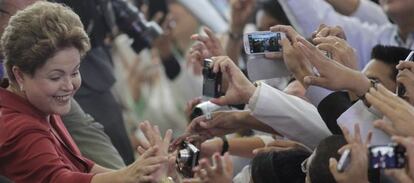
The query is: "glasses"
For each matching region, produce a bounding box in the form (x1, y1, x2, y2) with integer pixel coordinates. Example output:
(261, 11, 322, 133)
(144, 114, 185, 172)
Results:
(301, 157, 309, 173)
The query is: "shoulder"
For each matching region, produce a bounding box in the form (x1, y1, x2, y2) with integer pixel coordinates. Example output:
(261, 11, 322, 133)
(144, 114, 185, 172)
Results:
(0, 111, 49, 145)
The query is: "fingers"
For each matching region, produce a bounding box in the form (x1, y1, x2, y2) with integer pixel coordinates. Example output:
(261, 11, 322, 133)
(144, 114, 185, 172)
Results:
(373, 119, 398, 136)
(329, 158, 341, 178)
(140, 164, 161, 175)
(199, 159, 213, 175)
(384, 169, 413, 183)
(397, 61, 414, 71)
(141, 156, 168, 166)
(140, 146, 159, 159)
(354, 123, 362, 144)
(137, 146, 146, 155)
(270, 25, 300, 42)
(139, 176, 156, 182)
(213, 153, 224, 172)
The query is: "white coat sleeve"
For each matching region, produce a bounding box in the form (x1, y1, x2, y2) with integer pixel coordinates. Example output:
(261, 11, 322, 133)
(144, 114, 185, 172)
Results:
(247, 83, 331, 149)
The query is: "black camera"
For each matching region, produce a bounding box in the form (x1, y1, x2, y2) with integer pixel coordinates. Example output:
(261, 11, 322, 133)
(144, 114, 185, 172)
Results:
(202, 59, 222, 98)
(368, 143, 406, 169)
(176, 142, 200, 178)
(112, 0, 163, 53)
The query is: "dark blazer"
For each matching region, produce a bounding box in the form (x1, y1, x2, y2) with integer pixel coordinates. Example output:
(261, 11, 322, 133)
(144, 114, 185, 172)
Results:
(317, 91, 355, 135)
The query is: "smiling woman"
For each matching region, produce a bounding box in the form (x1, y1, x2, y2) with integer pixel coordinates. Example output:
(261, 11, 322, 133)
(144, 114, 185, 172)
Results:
(0, 2, 168, 183)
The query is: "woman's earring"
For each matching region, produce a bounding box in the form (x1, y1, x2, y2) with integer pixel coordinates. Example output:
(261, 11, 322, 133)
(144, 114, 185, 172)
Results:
(20, 85, 24, 92)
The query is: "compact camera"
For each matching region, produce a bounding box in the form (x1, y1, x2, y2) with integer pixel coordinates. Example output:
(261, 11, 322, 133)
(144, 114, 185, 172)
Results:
(397, 51, 414, 97)
(243, 31, 285, 54)
(368, 143, 406, 169)
(202, 59, 222, 98)
(176, 142, 200, 178)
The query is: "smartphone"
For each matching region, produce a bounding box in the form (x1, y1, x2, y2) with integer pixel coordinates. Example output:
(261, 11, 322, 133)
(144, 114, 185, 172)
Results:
(243, 31, 285, 55)
(397, 51, 414, 97)
(337, 148, 351, 172)
(368, 143, 406, 169)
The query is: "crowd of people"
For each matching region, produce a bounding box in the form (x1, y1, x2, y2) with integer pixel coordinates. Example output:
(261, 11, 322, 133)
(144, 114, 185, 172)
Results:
(0, 0, 414, 182)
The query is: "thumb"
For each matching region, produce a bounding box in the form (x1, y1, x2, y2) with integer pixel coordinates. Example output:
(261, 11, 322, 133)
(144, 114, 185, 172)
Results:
(210, 96, 230, 106)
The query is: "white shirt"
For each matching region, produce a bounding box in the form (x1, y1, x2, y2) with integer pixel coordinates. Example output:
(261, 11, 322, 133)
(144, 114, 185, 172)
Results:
(247, 82, 331, 149)
(278, 0, 414, 70)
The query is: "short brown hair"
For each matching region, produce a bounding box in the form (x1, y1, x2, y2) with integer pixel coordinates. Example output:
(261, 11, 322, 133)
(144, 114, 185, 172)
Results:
(1, 1, 90, 83)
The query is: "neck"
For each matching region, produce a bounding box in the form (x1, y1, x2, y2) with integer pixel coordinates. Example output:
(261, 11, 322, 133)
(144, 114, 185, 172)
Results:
(395, 16, 414, 41)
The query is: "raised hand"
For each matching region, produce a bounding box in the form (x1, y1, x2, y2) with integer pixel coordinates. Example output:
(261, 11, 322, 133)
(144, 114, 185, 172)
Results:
(329, 124, 371, 183)
(193, 153, 233, 183)
(365, 84, 414, 137)
(229, 0, 256, 34)
(209, 56, 256, 106)
(120, 146, 168, 183)
(312, 36, 358, 70)
(296, 36, 371, 96)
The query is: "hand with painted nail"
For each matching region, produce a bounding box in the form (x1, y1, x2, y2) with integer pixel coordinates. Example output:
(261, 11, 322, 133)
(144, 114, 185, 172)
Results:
(296, 36, 371, 96)
(329, 124, 371, 183)
(385, 136, 414, 182)
(365, 84, 414, 136)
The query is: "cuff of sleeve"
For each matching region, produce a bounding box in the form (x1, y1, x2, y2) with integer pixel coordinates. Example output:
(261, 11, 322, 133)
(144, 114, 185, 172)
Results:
(247, 82, 263, 111)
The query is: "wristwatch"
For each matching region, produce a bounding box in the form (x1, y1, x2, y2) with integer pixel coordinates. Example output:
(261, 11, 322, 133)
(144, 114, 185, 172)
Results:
(221, 136, 229, 155)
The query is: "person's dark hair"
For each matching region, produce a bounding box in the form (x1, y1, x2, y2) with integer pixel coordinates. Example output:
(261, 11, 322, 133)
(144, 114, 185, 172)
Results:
(258, 0, 291, 25)
(251, 148, 310, 183)
(309, 135, 346, 183)
(371, 45, 412, 80)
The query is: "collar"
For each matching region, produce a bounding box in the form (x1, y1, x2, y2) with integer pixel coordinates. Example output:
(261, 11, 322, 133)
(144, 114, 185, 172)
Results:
(0, 82, 48, 121)
(394, 30, 414, 48)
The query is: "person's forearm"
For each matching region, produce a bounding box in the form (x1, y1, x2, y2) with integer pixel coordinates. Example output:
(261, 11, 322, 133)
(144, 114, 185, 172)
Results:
(228, 137, 266, 158)
(325, 0, 360, 16)
(347, 71, 371, 97)
(90, 171, 123, 183)
(90, 164, 115, 174)
(225, 35, 243, 65)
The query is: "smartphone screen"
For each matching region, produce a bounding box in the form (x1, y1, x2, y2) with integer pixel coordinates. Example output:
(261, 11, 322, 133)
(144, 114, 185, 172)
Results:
(245, 31, 283, 54)
(368, 144, 406, 169)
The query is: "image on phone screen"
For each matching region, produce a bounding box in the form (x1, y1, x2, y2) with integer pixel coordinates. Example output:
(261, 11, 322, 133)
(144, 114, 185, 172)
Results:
(247, 32, 282, 54)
